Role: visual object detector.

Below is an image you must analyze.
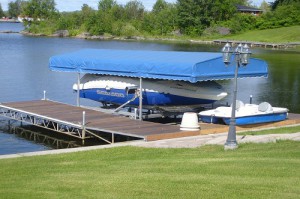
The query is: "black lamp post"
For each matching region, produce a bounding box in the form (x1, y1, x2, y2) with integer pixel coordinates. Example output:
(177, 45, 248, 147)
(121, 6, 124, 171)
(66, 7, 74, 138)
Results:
(222, 43, 251, 150)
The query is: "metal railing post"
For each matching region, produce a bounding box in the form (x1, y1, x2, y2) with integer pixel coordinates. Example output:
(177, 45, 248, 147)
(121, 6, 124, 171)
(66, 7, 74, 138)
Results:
(82, 111, 86, 145)
(134, 108, 137, 120)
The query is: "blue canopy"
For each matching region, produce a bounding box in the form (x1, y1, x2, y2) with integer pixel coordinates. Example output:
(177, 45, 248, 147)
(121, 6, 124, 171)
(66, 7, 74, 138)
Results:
(49, 49, 268, 83)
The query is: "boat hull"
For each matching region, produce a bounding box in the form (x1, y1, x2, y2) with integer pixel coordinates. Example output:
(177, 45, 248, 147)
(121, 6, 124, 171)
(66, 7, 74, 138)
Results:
(80, 88, 216, 106)
(74, 75, 227, 107)
(201, 112, 288, 125)
(199, 103, 288, 125)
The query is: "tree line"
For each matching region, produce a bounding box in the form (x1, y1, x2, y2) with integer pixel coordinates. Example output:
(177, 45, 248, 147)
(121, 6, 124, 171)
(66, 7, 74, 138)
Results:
(0, 0, 299, 38)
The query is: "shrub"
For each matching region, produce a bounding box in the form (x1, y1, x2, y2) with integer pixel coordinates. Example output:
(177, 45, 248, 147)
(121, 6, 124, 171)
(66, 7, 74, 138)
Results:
(120, 23, 138, 38)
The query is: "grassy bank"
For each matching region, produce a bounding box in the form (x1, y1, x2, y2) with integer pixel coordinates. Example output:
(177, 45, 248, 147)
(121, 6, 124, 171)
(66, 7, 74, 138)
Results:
(1, 141, 300, 198)
(24, 25, 300, 46)
(220, 26, 300, 43)
(238, 125, 300, 136)
(114, 26, 300, 44)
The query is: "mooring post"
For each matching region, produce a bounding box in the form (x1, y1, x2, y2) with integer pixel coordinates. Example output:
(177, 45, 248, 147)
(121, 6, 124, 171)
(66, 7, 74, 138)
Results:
(82, 111, 86, 145)
(250, 95, 253, 104)
(43, 90, 46, 100)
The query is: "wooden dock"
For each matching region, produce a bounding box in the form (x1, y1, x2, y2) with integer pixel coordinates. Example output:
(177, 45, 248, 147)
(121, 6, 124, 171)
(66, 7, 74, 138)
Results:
(1, 100, 300, 144)
(0, 100, 198, 143)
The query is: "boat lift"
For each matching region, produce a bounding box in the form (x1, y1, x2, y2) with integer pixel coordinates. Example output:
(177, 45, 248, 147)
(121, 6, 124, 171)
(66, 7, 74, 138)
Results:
(50, 49, 268, 121)
(76, 74, 144, 120)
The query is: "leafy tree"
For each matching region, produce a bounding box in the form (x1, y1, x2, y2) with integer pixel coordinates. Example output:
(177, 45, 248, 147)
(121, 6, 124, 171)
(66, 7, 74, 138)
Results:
(56, 11, 84, 32)
(153, 0, 168, 13)
(8, 0, 25, 18)
(87, 0, 124, 35)
(86, 1, 117, 36)
(98, 0, 124, 21)
(221, 13, 257, 33)
(81, 4, 94, 19)
(255, 3, 300, 30)
(177, 0, 236, 36)
(85, 12, 102, 35)
(98, 0, 117, 12)
(17, 0, 300, 38)
(124, 0, 144, 20)
(260, 0, 271, 13)
(0, 4, 5, 18)
(271, 0, 300, 10)
(120, 23, 138, 38)
(79, 4, 96, 31)
(22, 0, 57, 20)
(142, 0, 177, 35)
(177, 0, 201, 35)
(155, 2, 177, 35)
(141, 12, 155, 34)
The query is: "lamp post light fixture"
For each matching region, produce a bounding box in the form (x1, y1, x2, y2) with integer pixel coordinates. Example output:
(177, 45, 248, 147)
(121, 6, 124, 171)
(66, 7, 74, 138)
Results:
(222, 42, 251, 150)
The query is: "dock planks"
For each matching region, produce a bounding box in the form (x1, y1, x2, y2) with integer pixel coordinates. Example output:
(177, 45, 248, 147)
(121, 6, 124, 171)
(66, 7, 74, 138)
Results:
(0, 100, 198, 141)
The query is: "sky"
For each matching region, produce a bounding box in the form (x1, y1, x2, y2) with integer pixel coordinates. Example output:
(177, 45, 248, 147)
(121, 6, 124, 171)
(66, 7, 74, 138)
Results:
(1, 0, 274, 12)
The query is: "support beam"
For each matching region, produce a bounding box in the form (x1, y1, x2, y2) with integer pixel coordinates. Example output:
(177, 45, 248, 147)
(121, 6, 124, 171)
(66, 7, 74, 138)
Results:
(139, 78, 143, 121)
(77, 73, 80, 107)
(82, 111, 86, 145)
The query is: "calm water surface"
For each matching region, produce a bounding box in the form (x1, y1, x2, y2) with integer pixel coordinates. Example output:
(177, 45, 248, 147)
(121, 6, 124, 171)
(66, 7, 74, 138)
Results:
(0, 22, 299, 155)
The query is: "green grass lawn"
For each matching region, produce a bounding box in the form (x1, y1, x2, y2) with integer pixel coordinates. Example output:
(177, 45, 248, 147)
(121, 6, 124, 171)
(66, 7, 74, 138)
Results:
(238, 125, 300, 136)
(221, 26, 300, 43)
(1, 141, 300, 198)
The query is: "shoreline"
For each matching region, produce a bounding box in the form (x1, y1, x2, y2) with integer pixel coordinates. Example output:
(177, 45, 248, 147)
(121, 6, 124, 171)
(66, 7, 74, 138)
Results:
(24, 31, 300, 50)
(2, 28, 299, 49)
(0, 30, 19, 33)
(1, 131, 300, 159)
(19, 31, 300, 49)
(0, 19, 20, 23)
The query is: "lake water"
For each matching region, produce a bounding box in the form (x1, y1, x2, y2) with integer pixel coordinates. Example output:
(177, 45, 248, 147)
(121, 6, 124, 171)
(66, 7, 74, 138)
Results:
(0, 22, 299, 155)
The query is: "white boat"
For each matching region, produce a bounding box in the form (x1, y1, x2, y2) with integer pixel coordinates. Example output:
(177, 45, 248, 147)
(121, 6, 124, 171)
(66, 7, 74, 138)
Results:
(199, 101, 288, 125)
(73, 74, 228, 110)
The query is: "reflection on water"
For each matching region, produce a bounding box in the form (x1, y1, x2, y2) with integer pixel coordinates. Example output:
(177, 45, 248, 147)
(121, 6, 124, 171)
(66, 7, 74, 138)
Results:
(0, 120, 49, 155)
(0, 22, 299, 155)
(0, 22, 24, 32)
(254, 51, 300, 112)
(0, 132, 48, 155)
